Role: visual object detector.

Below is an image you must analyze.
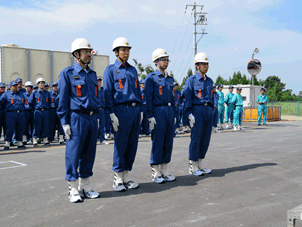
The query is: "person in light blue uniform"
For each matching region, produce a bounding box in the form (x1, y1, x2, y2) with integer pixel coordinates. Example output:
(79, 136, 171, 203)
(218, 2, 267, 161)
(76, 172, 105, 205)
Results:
(0, 80, 26, 150)
(174, 82, 181, 135)
(0, 82, 7, 141)
(212, 84, 220, 133)
(184, 52, 213, 176)
(224, 85, 234, 129)
(16, 78, 27, 94)
(97, 77, 109, 145)
(57, 38, 100, 203)
(231, 87, 244, 130)
(145, 48, 177, 184)
(140, 79, 150, 136)
(28, 78, 51, 146)
(217, 84, 225, 129)
(257, 88, 269, 126)
(23, 81, 34, 144)
(103, 37, 143, 192)
(49, 82, 64, 144)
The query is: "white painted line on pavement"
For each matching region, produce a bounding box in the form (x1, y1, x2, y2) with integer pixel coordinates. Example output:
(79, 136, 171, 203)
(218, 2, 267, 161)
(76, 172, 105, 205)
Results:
(0, 160, 27, 170)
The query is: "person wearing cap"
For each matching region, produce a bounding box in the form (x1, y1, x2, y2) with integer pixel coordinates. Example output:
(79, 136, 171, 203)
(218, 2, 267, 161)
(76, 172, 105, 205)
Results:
(0, 80, 26, 150)
(97, 77, 109, 145)
(0, 82, 7, 140)
(140, 79, 150, 136)
(212, 84, 220, 133)
(23, 81, 34, 144)
(57, 38, 100, 203)
(103, 37, 143, 191)
(145, 48, 177, 184)
(49, 82, 64, 144)
(257, 88, 269, 126)
(44, 83, 49, 91)
(33, 86, 38, 91)
(224, 85, 234, 129)
(217, 84, 225, 129)
(231, 87, 244, 131)
(28, 78, 51, 146)
(184, 52, 213, 176)
(16, 78, 26, 94)
(173, 82, 181, 135)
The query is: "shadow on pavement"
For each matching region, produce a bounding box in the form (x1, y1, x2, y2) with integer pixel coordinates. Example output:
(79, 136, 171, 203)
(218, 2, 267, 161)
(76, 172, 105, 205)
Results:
(99, 162, 277, 198)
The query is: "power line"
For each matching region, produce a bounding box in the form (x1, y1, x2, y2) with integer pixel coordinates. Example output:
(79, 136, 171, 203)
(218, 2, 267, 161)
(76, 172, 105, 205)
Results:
(171, 12, 186, 57)
(175, 34, 193, 77)
(179, 49, 194, 82)
(171, 12, 193, 72)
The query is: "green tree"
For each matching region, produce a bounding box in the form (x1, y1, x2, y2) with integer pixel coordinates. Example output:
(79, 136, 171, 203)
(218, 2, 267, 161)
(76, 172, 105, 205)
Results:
(132, 59, 155, 80)
(180, 68, 193, 90)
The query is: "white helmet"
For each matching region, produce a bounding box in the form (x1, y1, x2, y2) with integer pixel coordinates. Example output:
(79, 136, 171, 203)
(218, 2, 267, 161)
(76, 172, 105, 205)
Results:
(71, 38, 93, 54)
(152, 48, 169, 62)
(36, 78, 45, 85)
(25, 81, 33, 87)
(112, 37, 132, 51)
(194, 52, 209, 64)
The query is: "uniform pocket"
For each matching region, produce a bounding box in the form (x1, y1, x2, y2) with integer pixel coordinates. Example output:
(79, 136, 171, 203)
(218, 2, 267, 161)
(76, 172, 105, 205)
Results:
(71, 80, 85, 97)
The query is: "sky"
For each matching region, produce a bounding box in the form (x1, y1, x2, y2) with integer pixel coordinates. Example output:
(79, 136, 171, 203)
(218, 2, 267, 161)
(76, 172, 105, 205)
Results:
(1, 0, 302, 94)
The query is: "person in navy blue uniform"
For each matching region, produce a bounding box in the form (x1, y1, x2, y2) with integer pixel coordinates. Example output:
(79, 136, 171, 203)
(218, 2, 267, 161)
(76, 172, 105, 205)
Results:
(23, 81, 34, 144)
(33, 86, 38, 91)
(0, 82, 7, 141)
(103, 37, 143, 192)
(44, 83, 50, 91)
(173, 82, 181, 135)
(57, 38, 100, 203)
(212, 84, 220, 133)
(16, 78, 26, 94)
(145, 48, 177, 184)
(28, 78, 51, 147)
(49, 82, 64, 144)
(184, 52, 213, 176)
(97, 77, 109, 145)
(140, 79, 150, 136)
(0, 80, 26, 150)
(180, 85, 189, 133)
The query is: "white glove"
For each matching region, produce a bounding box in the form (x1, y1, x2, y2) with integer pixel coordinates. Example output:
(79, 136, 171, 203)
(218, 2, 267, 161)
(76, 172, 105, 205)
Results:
(174, 118, 176, 125)
(188, 114, 195, 128)
(110, 113, 119, 132)
(62, 125, 71, 140)
(149, 117, 157, 131)
(140, 112, 143, 124)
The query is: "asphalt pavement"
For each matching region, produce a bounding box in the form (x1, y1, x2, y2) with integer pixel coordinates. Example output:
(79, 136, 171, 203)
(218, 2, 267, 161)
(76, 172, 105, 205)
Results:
(1, 121, 302, 227)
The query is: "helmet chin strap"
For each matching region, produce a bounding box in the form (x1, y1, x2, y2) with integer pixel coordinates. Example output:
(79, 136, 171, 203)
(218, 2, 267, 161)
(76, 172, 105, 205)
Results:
(157, 59, 167, 75)
(75, 50, 89, 66)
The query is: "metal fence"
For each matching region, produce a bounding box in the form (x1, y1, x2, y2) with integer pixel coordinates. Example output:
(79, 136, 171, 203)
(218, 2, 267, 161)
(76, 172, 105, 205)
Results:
(269, 101, 302, 116)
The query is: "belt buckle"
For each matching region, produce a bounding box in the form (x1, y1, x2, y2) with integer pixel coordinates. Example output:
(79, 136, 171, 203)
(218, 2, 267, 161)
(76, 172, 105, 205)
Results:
(168, 103, 171, 106)
(17, 110, 19, 113)
(132, 103, 136, 107)
(90, 111, 93, 115)
(204, 103, 208, 106)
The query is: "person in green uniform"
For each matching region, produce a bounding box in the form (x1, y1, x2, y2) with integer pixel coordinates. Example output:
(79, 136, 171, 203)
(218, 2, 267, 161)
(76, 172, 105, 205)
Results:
(231, 87, 243, 131)
(256, 88, 269, 126)
(217, 84, 225, 129)
(224, 85, 234, 129)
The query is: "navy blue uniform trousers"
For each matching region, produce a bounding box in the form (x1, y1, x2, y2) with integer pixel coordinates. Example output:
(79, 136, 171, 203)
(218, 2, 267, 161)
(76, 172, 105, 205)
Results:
(189, 105, 212, 161)
(5, 112, 25, 142)
(65, 111, 98, 181)
(150, 106, 175, 165)
(33, 109, 49, 139)
(112, 104, 141, 172)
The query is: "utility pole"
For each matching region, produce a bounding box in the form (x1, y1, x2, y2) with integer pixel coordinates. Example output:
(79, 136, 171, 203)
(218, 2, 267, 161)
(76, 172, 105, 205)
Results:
(185, 2, 208, 74)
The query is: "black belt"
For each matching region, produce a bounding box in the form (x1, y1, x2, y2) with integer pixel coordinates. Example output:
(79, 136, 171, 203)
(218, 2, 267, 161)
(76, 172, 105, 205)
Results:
(6, 110, 23, 113)
(36, 108, 48, 111)
(154, 103, 172, 107)
(50, 107, 58, 109)
(236, 105, 243, 107)
(73, 110, 96, 115)
(214, 106, 218, 108)
(25, 110, 34, 112)
(195, 102, 212, 107)
(118, 102, 139, 107)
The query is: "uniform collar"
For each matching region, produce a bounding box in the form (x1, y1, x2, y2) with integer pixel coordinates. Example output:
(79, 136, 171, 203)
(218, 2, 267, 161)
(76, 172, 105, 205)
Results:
(155, 69, 169, 77)
(74, 62, 91, 73)
(115, 59, 130, 68)
(196, 72, 207, 81)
